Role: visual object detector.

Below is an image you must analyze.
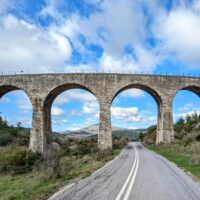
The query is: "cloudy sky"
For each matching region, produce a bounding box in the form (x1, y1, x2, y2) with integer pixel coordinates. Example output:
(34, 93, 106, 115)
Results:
(0, 0, 200, 131)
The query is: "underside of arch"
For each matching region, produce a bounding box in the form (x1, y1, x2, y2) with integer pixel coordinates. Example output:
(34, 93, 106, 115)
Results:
(0, 85, 20, 98)
(44, 83, 95, 108)
(181, 86, 200, 97)
(112, 84, 162, 106)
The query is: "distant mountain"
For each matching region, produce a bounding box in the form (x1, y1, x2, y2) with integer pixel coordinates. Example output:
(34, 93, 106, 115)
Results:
(59, 124, 147, 139)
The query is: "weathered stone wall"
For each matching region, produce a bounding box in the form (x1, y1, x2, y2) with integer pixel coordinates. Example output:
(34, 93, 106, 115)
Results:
(0, 73, 199, 154)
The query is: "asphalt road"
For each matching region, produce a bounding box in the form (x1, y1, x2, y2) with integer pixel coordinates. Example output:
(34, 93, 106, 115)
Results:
(49, 142, 200, 200)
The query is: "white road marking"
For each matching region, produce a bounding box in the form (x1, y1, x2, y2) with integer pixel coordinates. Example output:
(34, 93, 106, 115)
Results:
(48, 183, 75, 200)
(124, 148, 139, 200)
(115, 143, 140, 200)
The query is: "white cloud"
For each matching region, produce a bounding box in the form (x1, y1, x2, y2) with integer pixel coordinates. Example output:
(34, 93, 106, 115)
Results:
(54, 90, 98, 105)
(127, 126, 138, 130)
(0, 96, 10, 103)
(120, 89, 144, 98)
(82, 102, 99, 115)
(14, 91, 32, 112)
(111, 106, 139, 122)
(16, 118, 31, 125)
(53, 0, 158, 72)
(2, 0, 200, 73)
(90, 0, 145, 57)
(99, 53, 140, 72)
(154, 1, 200, 67)
(174, 109, 200, 121)
(40, 0, 63, 20)
(64, 64, 95, 73)
(111, 106, 156, 124)
(85, 117, 99, 125)
(52, 106, 64, 116)
(0, 15, 71, 72)
(52, 118, 68, 126)
(68, 124, 84, 131)
(0, 0, 10, 14)
(178, 103, 196, 112)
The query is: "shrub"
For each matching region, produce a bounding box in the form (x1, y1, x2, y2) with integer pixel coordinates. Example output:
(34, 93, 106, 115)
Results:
(76, 143, 91, 156)
(26, 150, 42, 167)
(18, 137, 29, 146)
(0, 133, 13, 146)
(113, 137, 128, 149)
(61, 145, 71, 156)
(0, 147, 42, 174)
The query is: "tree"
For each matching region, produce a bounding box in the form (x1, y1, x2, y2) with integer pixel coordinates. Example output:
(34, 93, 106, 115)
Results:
(175, 117, 185, 133)
(0, 113, 8, 127)
(192, 111, 198, 122)
(17, 122, 22, 128)
(138, 131, 145, 141)
(186, 114, 192, 124)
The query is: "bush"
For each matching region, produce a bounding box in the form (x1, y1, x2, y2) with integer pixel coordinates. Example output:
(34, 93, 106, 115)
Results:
(26, 150, 42, 167)
(0, 146, 42, 174)
(144, 125, 157, 144)
(61, 145, 71, 156)
(0, 133, 13, 146)
(18, 137, 29, 146)
(74, 143, 91, 156)
(113, 137, 128, 149)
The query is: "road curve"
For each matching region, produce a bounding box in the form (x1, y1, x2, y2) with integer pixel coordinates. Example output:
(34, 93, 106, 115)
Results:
(49, 142, 200, 200)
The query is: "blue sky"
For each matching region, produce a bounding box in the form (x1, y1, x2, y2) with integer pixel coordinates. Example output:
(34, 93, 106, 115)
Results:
(0, 0, 200, 131)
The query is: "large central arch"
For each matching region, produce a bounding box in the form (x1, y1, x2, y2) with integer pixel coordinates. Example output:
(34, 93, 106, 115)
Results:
(43, 83, 99, 146)
(111, 84, 163, 143)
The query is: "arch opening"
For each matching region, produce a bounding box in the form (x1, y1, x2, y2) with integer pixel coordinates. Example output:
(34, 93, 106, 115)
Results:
(173, 87, 200, 140)
(111, 84, 161, 144)
(43, 84, 100, 147)
(0, 86, 32, 148)
(112, 84, 162, 106)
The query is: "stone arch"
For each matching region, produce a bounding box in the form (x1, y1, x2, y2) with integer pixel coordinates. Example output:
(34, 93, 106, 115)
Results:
(111, 84, 163, 143)
(0, 85, 33, 106)
(172, 85, 200, 100)
(0, 84, 32, 109)
(0, 84, 33, 148)
(44, 83, 97, 108)
(43, 83, 100, 146)
(172, 85, 200, 136)
(111, 84, 163, 105)
(0, 85, 23, 97)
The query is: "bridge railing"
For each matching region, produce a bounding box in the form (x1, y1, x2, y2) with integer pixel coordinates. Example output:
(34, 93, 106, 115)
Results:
(0, 70, 199, 78)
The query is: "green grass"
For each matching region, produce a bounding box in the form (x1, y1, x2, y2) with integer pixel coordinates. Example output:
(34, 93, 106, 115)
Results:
(0, 149, 121, 200)
(147, 143, 200, 179)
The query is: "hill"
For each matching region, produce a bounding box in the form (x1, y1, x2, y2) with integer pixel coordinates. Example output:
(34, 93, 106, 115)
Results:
(59, 124, 146, 139)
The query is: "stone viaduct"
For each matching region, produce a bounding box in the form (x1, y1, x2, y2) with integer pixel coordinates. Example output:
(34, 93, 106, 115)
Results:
(0, 73, 200, 154)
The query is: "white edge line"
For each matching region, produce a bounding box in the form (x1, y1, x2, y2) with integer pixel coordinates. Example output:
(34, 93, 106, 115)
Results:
(49, 148, 124, 200)
(48, 183, 76, 200)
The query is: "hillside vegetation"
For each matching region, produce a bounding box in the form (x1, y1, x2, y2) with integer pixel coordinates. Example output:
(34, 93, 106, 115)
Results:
(0, 116, 130, 200)
(145, 111, 200, 179)
(59, 124, 144, 139)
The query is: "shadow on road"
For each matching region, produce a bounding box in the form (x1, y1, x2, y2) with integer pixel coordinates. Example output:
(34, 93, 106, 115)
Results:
(136, 143, 143, 150)
(126, 144, 133, 150)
